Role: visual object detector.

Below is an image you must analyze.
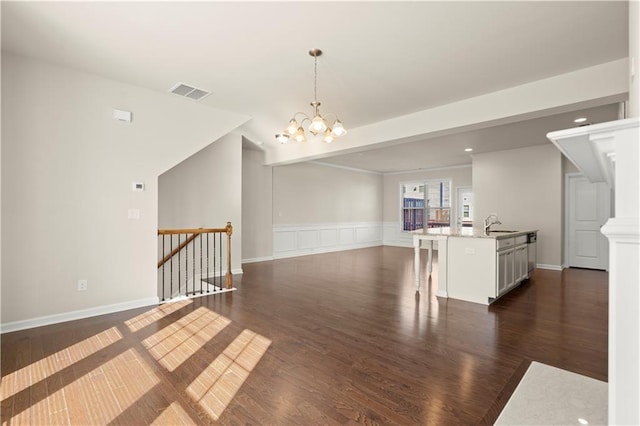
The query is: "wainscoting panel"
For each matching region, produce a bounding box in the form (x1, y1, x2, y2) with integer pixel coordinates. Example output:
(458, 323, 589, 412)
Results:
(298, 230, 319, 249)
(320, 229, 338, 247)
(339, 228, 355, 244)
(274, 222, 383, 259)
(273, 231, 297, 253)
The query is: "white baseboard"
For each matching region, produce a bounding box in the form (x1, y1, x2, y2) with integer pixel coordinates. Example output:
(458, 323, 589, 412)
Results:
(537, 264, 563, 271)
(1, 296, 160, 334)
(159, 288, 236, 305)
(242, 256, 274, 264)
(383, 241, 414, 248)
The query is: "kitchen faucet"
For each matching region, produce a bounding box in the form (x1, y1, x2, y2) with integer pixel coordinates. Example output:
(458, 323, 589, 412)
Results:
(483, 214, 502, 234)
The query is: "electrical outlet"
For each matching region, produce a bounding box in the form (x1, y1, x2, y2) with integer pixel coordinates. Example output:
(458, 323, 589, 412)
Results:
(77, 279, 88, 291)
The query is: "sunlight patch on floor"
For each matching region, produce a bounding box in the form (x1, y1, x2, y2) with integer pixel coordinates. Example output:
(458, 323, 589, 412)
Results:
(151, 401, 194, 425)
(125, 299, 192, 332)
(187, 329, 271, 420)
(0, 326, 122, 401)
(143, 307, 231, 371)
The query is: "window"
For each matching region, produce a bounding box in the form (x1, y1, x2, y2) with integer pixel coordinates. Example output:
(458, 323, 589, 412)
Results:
(401, 180, 451, 231)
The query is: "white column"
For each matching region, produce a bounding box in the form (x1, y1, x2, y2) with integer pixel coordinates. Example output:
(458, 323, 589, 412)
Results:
(600, 119, 640, 425)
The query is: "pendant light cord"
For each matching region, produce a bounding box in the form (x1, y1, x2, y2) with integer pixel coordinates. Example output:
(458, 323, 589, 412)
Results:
(314, 54, 318, 103)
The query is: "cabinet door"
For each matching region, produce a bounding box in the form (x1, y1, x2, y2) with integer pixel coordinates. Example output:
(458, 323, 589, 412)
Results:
(514, 245, 528, 284)
(497, 248, 515, 295)
(519, 245, 529, 282)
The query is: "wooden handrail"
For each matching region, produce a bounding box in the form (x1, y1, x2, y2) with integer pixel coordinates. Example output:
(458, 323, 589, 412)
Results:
(157, 232, 200, 269)
(158, 227, 227, 235)
(157, 223, 234, 282)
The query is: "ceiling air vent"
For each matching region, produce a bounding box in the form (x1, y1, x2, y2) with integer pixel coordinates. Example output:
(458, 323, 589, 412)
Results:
(169, 83, 210, 101)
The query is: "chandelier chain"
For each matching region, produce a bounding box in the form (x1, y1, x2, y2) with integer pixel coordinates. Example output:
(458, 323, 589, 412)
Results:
(313, 54, 318, 103)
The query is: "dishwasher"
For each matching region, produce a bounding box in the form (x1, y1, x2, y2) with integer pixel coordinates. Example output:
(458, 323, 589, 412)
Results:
(527, 232, 537, 276)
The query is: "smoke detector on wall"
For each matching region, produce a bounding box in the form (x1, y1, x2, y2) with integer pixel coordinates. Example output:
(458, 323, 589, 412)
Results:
(169, 83, 210, 101)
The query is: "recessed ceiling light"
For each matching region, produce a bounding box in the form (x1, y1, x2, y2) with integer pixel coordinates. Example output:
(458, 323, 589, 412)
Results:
(464, 148, 473, 152)
(574, 117, 588, 123)
(578, 418, 589, 425)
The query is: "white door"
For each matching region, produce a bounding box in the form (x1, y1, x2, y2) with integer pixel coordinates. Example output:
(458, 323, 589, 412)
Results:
(567, 174, 611, 270)
(456, 187, 473, 227)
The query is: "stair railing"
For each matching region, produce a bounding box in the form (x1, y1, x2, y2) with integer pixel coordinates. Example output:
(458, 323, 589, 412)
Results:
(157, 222, 233, 302)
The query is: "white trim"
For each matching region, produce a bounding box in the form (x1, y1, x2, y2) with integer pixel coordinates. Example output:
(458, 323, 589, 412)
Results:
(274, 241, 381, 259)
(601, 217, 640, 241)
(273, 222, 383, 259)
(159, 288, 236, 305)
(308, 160, 383, 175)
(273, 221, 381, 230)
(0, 297, 160, 334)
(384, 163, 472, 176)
(536, 264, 563, 271)
(548, 117, 639, 187)
(242, 256, 275, 264)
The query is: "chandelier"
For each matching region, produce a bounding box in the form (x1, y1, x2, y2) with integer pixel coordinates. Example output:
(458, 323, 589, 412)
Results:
(275, 49, 347, 144)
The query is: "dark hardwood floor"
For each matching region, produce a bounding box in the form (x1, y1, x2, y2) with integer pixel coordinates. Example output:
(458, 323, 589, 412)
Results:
(1, 246, 608, 425)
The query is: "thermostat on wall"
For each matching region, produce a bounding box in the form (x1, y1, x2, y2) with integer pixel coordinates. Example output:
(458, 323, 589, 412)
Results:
(132, 182, 145, 191)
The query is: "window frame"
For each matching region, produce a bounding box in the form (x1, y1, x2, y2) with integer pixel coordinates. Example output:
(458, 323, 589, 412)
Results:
(399, 178, 452, 232)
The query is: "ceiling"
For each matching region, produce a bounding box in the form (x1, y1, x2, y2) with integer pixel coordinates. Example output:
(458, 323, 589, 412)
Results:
(1, 1, 629, 172)
(316, 103, 621, 173)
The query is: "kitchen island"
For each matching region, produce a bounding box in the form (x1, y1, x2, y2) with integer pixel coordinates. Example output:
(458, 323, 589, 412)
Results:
(413, 228, 537, 305)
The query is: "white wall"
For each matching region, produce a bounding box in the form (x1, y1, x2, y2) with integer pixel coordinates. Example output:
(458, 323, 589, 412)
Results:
(272, 162, 383, 258)
(1, 53, 248, 330)
(382, 166, 472, 247)
(273, 163, 382, 224)
(473, 145, 563, 268)
(242, 148, 273, 263)
(630, 1, 639, 118)
(158, 133, 243, 273)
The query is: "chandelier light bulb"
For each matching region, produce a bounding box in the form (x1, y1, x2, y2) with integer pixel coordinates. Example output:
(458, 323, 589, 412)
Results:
(310, 116, 327, 134)
(275, 133, 289, 144)
(294, 127, 306, 142)
(332, 119, 347, 136)
(323, 129, 335, 144)
(286, 119, 298, 135)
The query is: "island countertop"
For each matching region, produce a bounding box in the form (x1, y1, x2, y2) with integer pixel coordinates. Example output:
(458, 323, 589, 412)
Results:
(412, 227, 537, 239)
